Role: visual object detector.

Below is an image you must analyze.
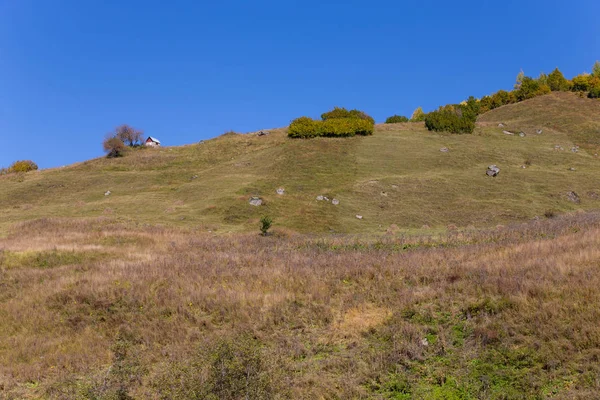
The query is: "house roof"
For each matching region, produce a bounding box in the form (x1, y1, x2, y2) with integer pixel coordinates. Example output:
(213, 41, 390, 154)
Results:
(147, 136, 161, 144)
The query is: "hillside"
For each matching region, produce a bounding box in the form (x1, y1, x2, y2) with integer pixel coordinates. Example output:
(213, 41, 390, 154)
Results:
(1, 92, 600, 234)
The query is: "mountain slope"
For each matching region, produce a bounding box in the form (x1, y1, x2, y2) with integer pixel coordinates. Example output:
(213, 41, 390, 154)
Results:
(1, 92, 600, 234)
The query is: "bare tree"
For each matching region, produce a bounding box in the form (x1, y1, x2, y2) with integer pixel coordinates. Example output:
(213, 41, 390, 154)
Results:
(114, 124, 144, 147)
(103, 135, 126, 158)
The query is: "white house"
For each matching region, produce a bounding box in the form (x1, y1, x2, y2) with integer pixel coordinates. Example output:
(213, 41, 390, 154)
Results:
(145, 136, 161, 147)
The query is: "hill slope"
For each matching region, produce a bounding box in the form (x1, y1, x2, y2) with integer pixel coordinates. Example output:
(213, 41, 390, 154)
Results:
(1, 92, 600, 234)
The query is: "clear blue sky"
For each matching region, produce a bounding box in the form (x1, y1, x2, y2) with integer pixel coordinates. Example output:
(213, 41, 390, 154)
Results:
(1, 0, 599, 168)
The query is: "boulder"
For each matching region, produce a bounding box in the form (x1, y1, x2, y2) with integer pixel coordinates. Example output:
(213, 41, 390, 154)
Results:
(519, 132, 526, 137)
(316, 195, 324, 201)
(257, 130, 269, 136)
(503, 131, 514, 135)
(498, 123, 505, 128)
(332, 198, 340, 205)
(571, 146, 579, 153)
(486, 165, 500, 177)
(276, 188, 285, 195)
(355, 215, 363, 220)
(536, 129, 543, 134)
(104, 191, 111, 196)
(249, 197, 263, 206)
(440, 147, 449, 152)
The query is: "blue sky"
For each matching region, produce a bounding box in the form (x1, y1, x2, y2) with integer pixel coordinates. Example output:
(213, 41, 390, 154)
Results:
(1, 0, 599, 168)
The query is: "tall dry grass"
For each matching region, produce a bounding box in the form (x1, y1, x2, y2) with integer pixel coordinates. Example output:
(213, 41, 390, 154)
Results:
(2, 215, 600, 398)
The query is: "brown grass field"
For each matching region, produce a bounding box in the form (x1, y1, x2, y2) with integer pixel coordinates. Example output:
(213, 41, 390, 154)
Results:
(2, 214, 600, 399)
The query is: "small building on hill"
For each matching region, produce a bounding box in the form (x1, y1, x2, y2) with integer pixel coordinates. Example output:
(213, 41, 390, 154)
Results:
(145, 136, 161, 147)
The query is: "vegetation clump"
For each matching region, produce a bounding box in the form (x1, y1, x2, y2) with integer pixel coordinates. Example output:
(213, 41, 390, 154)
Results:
(5, 160, 39, 174)
(385, 115, 409, 124)
(103, 136, 127, 158)
(260, 215, 273, 236)
(288, 107, 374, 138)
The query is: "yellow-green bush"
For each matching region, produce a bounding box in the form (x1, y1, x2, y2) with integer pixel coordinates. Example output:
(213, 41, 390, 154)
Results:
(288, 117, 373, 138)
(9, 160, 38, 173)
(321, 107, 375, 124)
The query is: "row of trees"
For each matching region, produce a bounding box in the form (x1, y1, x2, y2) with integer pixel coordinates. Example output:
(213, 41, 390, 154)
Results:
(103, 124, 144, 158)
(383, 62, 600, 134)
(288, 107, 374, 138)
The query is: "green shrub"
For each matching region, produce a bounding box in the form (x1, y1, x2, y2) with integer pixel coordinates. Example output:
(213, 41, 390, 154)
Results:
(571, 74, 594, 91)
(288, 117, 373, 138)
(288, 117, 320, 138)
(321, 107, 375, 124)
(260, 216, 273, 236)
(9, 160, 38, 173)
(490, 90, 516, 109)
(589, 87, 600, 99)
(425, 107, 475, 134)
(385, 115, 409, 124)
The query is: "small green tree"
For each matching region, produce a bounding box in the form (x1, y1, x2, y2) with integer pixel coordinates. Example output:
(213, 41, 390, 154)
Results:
(260, 216, 273, 236)
(410, 107, 426, 122)
(547, 68, 571, 91)
(385, 115, 409, 124)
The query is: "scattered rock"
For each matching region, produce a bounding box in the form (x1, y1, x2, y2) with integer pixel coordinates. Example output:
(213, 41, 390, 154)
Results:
(571, 146, 579, 153)
(355, 215, 363, 220)
(569, 167, 576, 171)
(332, 198, 340, 205)
(566, 191, 580, 204)
(324, 197, 330, 202)
(191, 175, 198, 180)
(380, 192, 388, 197)
(521, 165, 527, 169)
(421, 338, 429, 347)
(536, 129, 543, 134)
(249, 197, 263, 206)
(486, 165, 500, 177)
(519, 132, 526, 137)
(503, 130, 514, 135)
(316, 195, 324, 201)
(498, 123, 505, 128)
(276, 188, 285, 195)
(257, 130, 269, 136)
(104, 191, 111, 196)
(554, 145, 564, 151)
(588, 191, 599, 199)
(440, 147, 449, 153)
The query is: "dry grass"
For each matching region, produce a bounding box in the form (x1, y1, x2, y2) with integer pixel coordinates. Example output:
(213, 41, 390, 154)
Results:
(2, 214, 600, 398)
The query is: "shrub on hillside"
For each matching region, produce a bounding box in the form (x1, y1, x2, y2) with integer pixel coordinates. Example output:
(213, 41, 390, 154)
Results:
(321, 107, 375, 124)
(425, 107, 475, 134)
(288, 116, 373, 138)
(103, 136, 127, 158)
(8, 160, 38, 173)
(385, 115, 409, 124)
(288, 117, 321, 138)
(589, 87, 600, 99)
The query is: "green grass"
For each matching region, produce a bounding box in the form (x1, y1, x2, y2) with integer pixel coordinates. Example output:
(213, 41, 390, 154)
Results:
(1, 92, 599, 234)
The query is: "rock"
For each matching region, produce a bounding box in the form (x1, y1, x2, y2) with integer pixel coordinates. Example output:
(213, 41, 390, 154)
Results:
(536, 129, 543, 134)
(588, 191, 599, 199)
(316, 195, 324, 201)
(104, 191, 111, 196)
(257, 130, 269, 136)
(569, 167, 576, 171)
(519, 132, 526, 137)
(355, 215, 363, 220)
(249, 197, 262, 206)
(421, 338, 429, 346)
(521, 165, 527, 169)
(332, 198, 340, 205)
(323, 197, 330, 202)
(276, 188, 285, 195)
(498, 123, 505, 128)
(571, 146, 579, 153)
(191, 175, 198, 180)
(566, 191, 580, 204)
(486, 165, 500, 177)
(554, 145, 564, 151)
(503, 130, 514, 135)
(380, 192, 388, 197)
(440, 147, 449, 152)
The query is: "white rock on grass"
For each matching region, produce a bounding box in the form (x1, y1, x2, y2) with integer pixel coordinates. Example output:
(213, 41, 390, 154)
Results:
(486, 165, 500, 177)
(316, 195, 324, 201)
(332, 199, 339, 205)
(276, 188, 285, 195)
(355, 215, 363, 220)
(104, 191, 111, 196)
(249, 197, 262, 206)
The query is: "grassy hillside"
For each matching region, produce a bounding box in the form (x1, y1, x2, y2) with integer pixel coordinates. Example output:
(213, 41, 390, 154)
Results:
(1, 92, 599, 234)
(2, 214, 600, 398)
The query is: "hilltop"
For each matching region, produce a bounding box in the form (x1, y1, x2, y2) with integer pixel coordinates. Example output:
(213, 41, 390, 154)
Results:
(1, 92, 599, 234)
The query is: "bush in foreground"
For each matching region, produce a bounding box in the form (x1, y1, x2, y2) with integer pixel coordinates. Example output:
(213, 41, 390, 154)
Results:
(385, 115, 409, 124)
(589, 87, 600, 99)
(425, 106, 475, 134)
